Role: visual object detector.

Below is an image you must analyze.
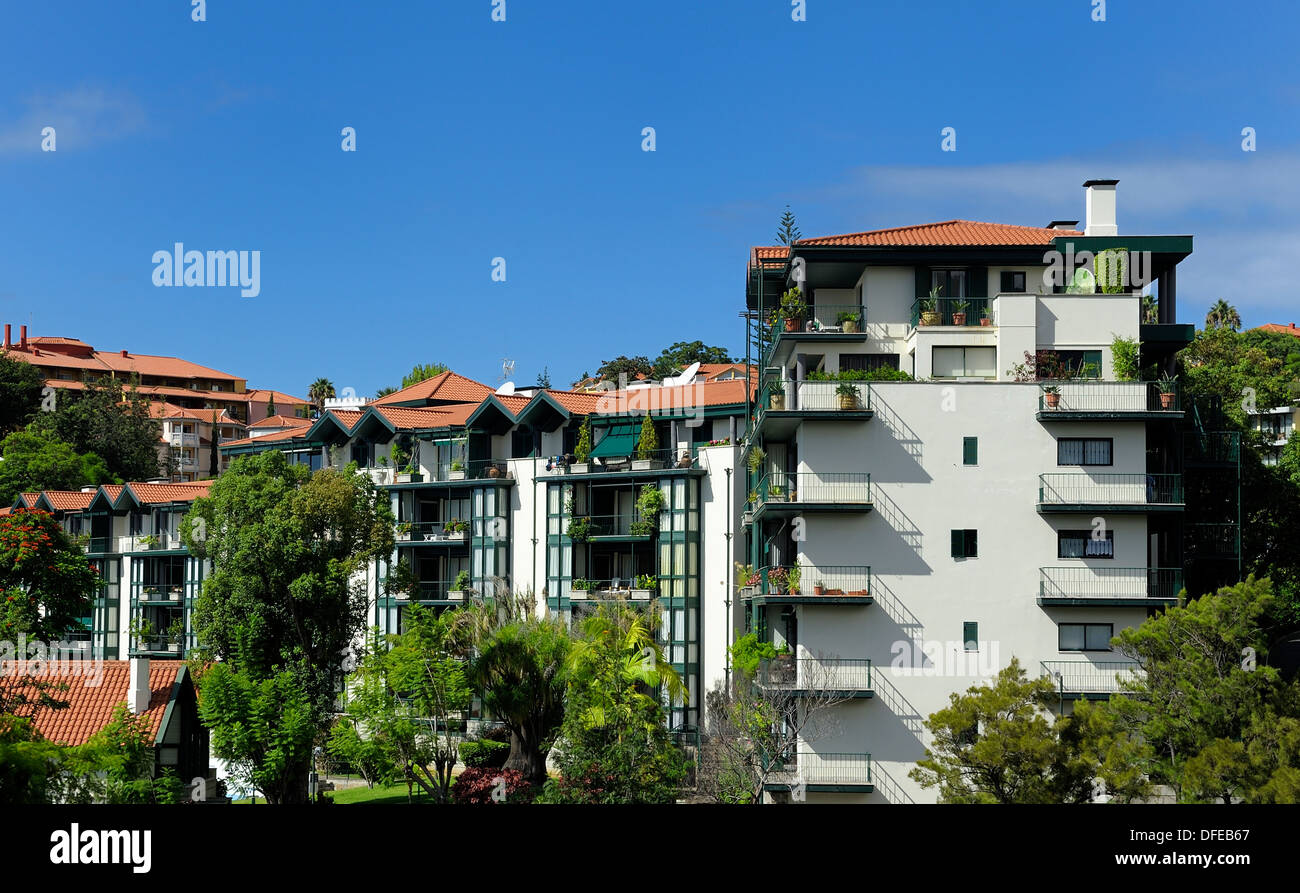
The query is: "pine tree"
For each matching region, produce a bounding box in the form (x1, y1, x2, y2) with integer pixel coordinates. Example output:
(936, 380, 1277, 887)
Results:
(775, 205, 802, 246)
(636, 414, 659, 460)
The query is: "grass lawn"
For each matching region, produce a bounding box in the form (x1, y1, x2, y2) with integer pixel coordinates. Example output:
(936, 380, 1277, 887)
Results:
(330, 782, 437, 805)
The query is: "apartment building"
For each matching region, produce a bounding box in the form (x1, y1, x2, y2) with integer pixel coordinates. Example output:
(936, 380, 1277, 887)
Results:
(736, 180, 1231, 802)
(11, 482, 213, 660)
(1246, 404, 1297, 466)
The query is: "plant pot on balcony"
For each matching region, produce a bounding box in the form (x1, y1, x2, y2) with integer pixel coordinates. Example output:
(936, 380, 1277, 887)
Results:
(1159, 392, 1176, 410)
(396, 472, 423, 484)
(769, 393, 786, 411)
(631, 458, 663, 471)
(920, 312, 941, 326)
(1044, 390, 1061, 409)
(842, 319, 860, 334)
(952, 312, 967, 326)
(487, 465, 502, 478)
(630, 588, 652, 601)
(448, 469, 466, 481)
(570, 463, 589, 475)
(814, 584, 825, 595)
(447, 589, 466, 602)
(837, 392, 858, 410)
(980, 317, 991, 326)
(783, 317, 802, 333)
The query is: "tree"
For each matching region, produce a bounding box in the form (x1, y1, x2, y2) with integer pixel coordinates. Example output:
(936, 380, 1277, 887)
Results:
(541, 602, 687, 804)
(0, 351, 43, 436)
(594, 355, 652, 385)
(0, 510, 100, 644)
(910, 658, 1113, 803)
(650, 341, 735, 380)
(635, 414, 658, 460)
(181, 450, 395, 803)
(307, 378, 335, 415)
(339, 609, 471, 803)
(197, 663, 319, 804)
(208, 410, 219, 478)
(536, 367, 551, 389)
(0, 428, 114, 506)
(1103, 576, 1300, 802)
(374, 386, 397, 399)
(1205, 299, 1242, 332)
(698, 641, 855, 804)
(447, 584, 570, 787)
(35, 377, 162, 482)
(1179, 327, 1294, 426)
(400, 363, 449, 390)
(775, 204, 802, 246)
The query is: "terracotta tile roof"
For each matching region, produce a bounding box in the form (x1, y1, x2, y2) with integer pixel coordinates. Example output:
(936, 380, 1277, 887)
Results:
(249, 414, 312, 429)
(124, 481, 213, 505)
(329, 409, 365, 431)
(39, 491, 96, 511)
(372, 371, 494, 406)
(590, 379, 749, 416)
(18, 493, 40, 508)
(373, 405, 471, 429)
(495, 394, 533, 414)
(246, 388, 310, 405)
(220, 427, 311, 447)
(796, 219, 1082, 247)
(42, 379, 250, 403)
(28, 336, 93, 348)
(1256, 323, 1300, 338)
(10, 341, 241, 382)
(149, 401, 242, 422)
(0, 660, 183, 746)
(99, 485, 125, 504)
(542, 390, 606, 414)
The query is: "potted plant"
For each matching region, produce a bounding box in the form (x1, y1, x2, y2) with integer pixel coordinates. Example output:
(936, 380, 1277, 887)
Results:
(632, 414, 662, 470)
(747, 446, 765, 477)
(136, 534, 159, 550)
(443, 519, 468, 539)
(449, 459, 466, 480)
(572, 418, 592, 474)
(920, 285, 942, 326)
(448, 570, 472, 602)
(767, 380, 786, 411)
(396, 520, 413, 541)
(1157, 373, 1178, 410)
(835, 381, 859, 410)
(566, 515, 592, 543)
(813, 580, 825, 596)
(487, 463, 503, 479)
(570, 578, 593, 600)
(787, 564, 801, 596)
(767, 566, 789, 594)
(735, 563, 756, 597)
(772, 642, 795, 683)
(166, 617, 185, 654)
(836, 309, 861, 334)
(779, 288, 807, 332)
(951, 299, 970, 327)
(168, 583, 183, 602)
(129, 617, 154, 651)
(632, 573, 656, 600)
(1043, 385, 1061, 409)
(979, 308, 991, 326)
(396, 462, 422, 484)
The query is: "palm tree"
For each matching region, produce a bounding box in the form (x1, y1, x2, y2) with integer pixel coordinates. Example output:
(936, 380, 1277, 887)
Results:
(1205, 299, 1241, 332)
(307, 378, 335, 416)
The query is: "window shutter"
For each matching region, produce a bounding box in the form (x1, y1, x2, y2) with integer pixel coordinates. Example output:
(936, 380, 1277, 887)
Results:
(963, 622, 978, 651)
(963, 436, 978, 465)
(964, 529, 978, 558)
(915, 266, 931, 300)
(951, 529, 965, 558)
(968, 266, 988, 297)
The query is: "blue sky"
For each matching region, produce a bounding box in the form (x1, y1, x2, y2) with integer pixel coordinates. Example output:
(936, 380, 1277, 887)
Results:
(2, 0, 1297, 398)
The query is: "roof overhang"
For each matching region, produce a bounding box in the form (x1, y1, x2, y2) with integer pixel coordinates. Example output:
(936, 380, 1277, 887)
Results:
(515, 391, 573, 432)
(465, 397, 519, 436)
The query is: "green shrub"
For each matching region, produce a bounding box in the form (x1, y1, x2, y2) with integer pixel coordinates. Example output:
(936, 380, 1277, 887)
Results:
(459, 739, 510, 769)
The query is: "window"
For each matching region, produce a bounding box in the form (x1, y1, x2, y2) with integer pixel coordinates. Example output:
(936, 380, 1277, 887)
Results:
(1058, 437, 1113, 466)
(963, 622, 979, 651)
(932, 346, 996, 380)
(951, 529, 978, 559)
(1000, 271, 1027, 293)
(931, 269, 968, 298)
(1041, 349, 1102, 379)
(962, 436, 978, 466)
(1058, 623, 1113, 652)
(1058, 529, 1115, 558)
(841, 353, 900, 373)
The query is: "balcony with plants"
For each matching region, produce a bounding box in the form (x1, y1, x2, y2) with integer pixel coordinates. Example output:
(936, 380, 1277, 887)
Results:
(761, 287, 868, 368)
(740, 563, 873, 605)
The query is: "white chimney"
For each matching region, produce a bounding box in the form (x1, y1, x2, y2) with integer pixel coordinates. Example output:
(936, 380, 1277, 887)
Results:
(128, 657, 151, 714)
(1083, 179, 1119, 236)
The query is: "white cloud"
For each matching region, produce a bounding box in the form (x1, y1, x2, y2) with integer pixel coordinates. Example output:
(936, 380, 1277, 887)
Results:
(0, 86, 146, 154)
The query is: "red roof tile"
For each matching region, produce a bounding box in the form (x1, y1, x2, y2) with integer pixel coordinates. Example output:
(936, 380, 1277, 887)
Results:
(1255, 323, 1300, 338)
(590, 379, 749, 415)
(124, 481, 213, 504)
(796, 219, 1081, 247)
(39, 491, 96, 511)
(372, 371, 494, 406)
(0, 660, 183, 746)
(249, 414, 312, 429)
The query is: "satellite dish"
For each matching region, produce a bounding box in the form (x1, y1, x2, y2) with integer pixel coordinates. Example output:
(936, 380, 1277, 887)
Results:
(675, 361, 701, 386)
(496, 381, 516, 396)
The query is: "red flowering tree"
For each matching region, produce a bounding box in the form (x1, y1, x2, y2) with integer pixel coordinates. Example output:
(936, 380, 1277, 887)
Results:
(0, 510, 99, 644)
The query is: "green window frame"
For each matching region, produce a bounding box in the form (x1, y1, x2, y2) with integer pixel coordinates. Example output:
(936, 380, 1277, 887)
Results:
(962, 436, 978, 466)
(951, 529, 978, 559)
(963, 622, 979, 651)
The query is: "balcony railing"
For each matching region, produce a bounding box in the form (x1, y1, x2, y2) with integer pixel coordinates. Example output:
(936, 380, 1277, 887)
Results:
(134, 583, 185, 603)
(118, 533, 184, 552)
(761, 379, 872, 414)
(1039, 567, 1183, 603)
(1183, 431, 1241, 464)
(748, 565, 872, 600)
(757, 657, 872, 692)
(754, 472, 872, 507)
(404, 580, 470, 602)
(910, 297, 991, 328)
(763, 303, 867, 362)
(568, 579, 656, 600)
(86, 536, 111, 554)
(1041, 660, 1142, 696)
(1038, 382, 1179, 413)
(1037, 473, 1183, 508)
(766, 751, 873, 787)
(560, 448, 697, 474)
(584, 514, 658, 538)
(396, 522, 469, 544)
(1185, 523, 1241, 558)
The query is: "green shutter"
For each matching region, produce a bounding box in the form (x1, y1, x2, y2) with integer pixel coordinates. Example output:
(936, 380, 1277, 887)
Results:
(964, 622, 978, 651)
(962, 436, 978, 465)
(915, 266, 931, 300)
(965, 529, 978, 558)
(968, 266, 988, 297)
(951, 529, 964, 559)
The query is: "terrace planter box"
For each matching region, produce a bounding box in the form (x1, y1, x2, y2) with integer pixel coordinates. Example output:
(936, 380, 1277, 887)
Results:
(394, 591, 411, 601)
(570, 463, 590, 475)
(769, 394, 786, 411)
(741, 510, 753, 527)
(396, 472, 424, 484)
(448, 470, 466, 480)
(168, 588, 184, 602)
(569, 589, 591, 600)
(631, 459, 663, 471)
(630, 588, 653, 601)
(396, 531, 413, 542)
(447, 590, 466, 602)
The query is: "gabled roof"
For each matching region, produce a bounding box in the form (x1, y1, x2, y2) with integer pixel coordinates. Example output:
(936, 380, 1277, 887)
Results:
(588, 379, 749, 417)
(372, 371, 495, 407)
(249, 414, 312, 430)
(0, 661, 186, 746)
(246, 388, 310, 405)
(1255, 323, 1300, 338)
(119, 481, 213, 506)
(35, 491, 96, 512)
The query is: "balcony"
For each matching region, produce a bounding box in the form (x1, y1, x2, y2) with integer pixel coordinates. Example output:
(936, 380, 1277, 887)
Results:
(582, 514, 657, 540)
(396, 521, 470, 546)
(389, 459, 516, 486)
(85, 536, 112, 555)
(764, 751, 874, 793)
(1037, 567, 1183, 607)
(568, 578, 656, 602)
(756, 380, 873, 437)
(757, 657, 873, 697)
(556, 448, 699, 477)
(909, 296, 992, 328)
(118, 533, 185, 552)
(1036, 382, 1182, 420)
(1183, 431, 1241, 465)
(742, 565, 872, 605)
(1185, 523, 1241, 559)
(135, 583, 185, 604)
(1036, 474, 1183, 513)
(1041, 660, 1142, 699)
(753, 472, 872, 520)
(763, 303, 868, 368)
(401, 580, 470, 603)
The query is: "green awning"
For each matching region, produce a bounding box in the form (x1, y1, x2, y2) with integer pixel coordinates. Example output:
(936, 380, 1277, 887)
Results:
(590, 421, 639, 458)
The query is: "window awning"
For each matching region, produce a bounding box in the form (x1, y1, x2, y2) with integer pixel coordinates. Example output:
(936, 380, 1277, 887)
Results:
(589, 421, 639, 458)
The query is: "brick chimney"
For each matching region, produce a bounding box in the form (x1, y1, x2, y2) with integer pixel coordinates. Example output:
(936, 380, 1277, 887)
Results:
(121, 349, 129, 357)
(128, 657, 151, 714)
(3, 324, 9, 348)
(19, 325, 27, 350)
